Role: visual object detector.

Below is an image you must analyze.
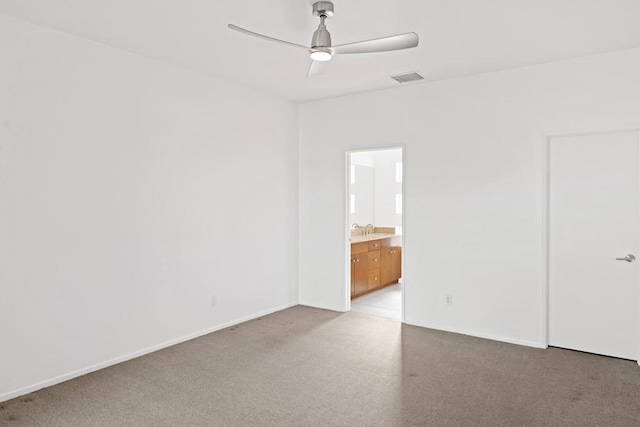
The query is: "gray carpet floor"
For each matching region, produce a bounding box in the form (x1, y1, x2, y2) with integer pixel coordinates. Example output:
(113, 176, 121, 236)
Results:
(2, 305, 640, 426)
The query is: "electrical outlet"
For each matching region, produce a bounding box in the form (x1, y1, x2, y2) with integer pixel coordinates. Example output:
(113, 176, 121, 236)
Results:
(211, 295, 217, 307)
(446, 295, 453, 305)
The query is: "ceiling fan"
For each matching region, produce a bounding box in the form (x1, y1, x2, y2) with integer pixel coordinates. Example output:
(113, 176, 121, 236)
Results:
(228, 1, 419, 77)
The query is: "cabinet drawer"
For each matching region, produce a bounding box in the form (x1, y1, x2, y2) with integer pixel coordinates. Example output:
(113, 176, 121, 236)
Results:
(351, 242, 369, 255)
(367, 240, 382, 251)
(368, 269, 381, 289)
(367, 250, 381, 269)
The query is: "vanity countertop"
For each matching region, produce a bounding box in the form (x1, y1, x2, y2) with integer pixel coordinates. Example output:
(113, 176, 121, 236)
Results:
(349, 233, 397, 244)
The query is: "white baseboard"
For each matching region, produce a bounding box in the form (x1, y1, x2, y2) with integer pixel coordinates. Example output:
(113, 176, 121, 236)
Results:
(298, 302, 347, 313)
(0, 301, 298, 403)
(404, 320, 547, 349)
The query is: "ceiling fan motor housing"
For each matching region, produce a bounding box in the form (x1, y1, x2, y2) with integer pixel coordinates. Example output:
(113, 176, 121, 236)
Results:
(311, 1, 334, 49)
(311, 24, 332, 48)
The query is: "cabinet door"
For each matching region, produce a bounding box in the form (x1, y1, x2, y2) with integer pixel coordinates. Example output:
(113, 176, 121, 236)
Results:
(350, 255, 356, 296)
(381, 245, 395, 285)
(351, 254, 369, 296)
(392, 247, 402, 283)
(381, 238, 402, 285)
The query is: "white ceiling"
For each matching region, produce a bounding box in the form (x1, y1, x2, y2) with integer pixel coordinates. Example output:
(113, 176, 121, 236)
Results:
(1, 0, 640, 103)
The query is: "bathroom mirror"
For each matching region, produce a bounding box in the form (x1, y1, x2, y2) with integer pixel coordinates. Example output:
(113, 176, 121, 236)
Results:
(348, 148, 403, 230)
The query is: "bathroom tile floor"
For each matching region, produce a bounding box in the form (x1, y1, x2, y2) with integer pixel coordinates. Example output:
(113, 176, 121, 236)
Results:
(350, 283, 401, 319)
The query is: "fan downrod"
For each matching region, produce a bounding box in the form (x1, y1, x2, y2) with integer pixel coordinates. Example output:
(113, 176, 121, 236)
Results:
(312, 1, 334, 18)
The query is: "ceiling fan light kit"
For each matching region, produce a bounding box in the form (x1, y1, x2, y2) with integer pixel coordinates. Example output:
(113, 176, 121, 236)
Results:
(310, 49, 332, 62)
(228, 1, 419, 77)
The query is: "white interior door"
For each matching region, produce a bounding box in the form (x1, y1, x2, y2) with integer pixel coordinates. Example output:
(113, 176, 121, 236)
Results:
(549, 131, 639, 360)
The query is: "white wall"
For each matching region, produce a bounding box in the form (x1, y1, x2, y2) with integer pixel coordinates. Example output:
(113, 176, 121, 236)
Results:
(0, 14, 298, 400)
(299, 48, 640, 346)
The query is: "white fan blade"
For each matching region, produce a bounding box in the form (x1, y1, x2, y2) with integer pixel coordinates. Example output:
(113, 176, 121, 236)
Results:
(228, 24, 310, 51)
(332, 32, 419, 55)
(307, 60, 326, 78)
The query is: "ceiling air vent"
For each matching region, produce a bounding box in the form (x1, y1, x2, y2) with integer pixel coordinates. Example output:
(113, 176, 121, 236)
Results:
(390, 72, 425, 84)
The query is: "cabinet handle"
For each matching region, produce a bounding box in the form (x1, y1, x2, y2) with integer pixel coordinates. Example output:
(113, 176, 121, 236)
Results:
(352, 259, 357, 263)
(374, 277, 378, 280)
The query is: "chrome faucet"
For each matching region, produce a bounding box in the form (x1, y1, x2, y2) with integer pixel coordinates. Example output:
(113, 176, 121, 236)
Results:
(365, 224, 374, 235)
(351, 223, 361, 230)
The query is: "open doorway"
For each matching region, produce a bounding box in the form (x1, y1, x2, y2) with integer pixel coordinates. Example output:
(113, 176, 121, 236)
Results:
(345, 147, 404, 320)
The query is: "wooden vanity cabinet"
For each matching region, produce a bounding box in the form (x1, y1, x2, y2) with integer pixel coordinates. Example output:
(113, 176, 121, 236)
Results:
(351, 236, 401, 299)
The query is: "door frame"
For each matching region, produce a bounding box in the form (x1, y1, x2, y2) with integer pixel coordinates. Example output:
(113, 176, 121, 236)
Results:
(541, 127, 640, 364)
(344, 146, 406, 322)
